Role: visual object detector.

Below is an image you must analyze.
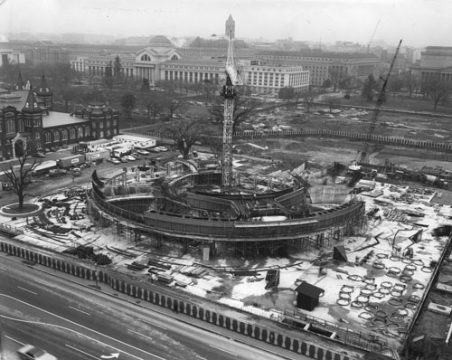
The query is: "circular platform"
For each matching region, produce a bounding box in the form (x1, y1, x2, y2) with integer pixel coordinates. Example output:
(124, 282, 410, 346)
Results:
(0, 202, 42, 218)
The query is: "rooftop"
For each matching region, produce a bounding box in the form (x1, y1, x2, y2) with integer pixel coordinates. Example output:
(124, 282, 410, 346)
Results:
(257, 50, 378, 60)
(0, 90, 28, 110)
(148, 35, 174, 48)
(163, 58, 224, 66)
(42, 112, 89, 128)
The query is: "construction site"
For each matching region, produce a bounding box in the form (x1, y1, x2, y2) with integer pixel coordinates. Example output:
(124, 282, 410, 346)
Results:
(1, 24, 452, 360)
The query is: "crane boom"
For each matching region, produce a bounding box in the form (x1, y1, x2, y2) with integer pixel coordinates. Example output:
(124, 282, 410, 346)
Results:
(358, 39, 402, 165)
(367, 19, 381, 53)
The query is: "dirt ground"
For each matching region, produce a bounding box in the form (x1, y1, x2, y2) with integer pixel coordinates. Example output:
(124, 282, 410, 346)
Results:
(0, 160, 127, 207)
(237, 137, 452, 172)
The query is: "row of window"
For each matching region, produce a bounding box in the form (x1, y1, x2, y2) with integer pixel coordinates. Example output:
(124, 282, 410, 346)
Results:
(43, 126, 119, 143)
(3, 118, 42, 134)
(164, 70, 220, 83)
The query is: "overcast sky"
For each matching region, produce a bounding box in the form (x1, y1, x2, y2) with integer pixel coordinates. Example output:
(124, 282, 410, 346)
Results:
(0, 0, 449, 47)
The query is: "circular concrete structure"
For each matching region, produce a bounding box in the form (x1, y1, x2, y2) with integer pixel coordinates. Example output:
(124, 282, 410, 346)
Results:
(0, 202, 42, 218)
(88, 170, 365, 257)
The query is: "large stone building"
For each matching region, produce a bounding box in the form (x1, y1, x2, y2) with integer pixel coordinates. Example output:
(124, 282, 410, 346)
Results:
(255, 50, 380, 86)
(72, 35, 310, 94)
(244, 64, 309, 93)
(15, 41, 70, 65)
(68, 16, 385, 91)
(0, 75, 119, 160)
(415, 46, 452, 86)
(0, 49, 25, 67)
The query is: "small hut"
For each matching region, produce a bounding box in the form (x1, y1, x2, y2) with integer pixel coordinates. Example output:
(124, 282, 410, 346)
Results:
(295, 282, 324, 311)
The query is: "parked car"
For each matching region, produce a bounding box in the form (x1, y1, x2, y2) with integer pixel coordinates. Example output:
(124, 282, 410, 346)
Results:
(155, 146, 168, 152)
(125, 155, 137, 161)
(108, 158, 121, 165)
(120, 157, 128, 163)
(136, 149, 150, 155)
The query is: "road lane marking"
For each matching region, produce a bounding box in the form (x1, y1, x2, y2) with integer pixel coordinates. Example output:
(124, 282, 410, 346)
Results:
(5, 335, 25, 345)
(0, 295, 164, 360)
(17, 286, 37, 295)
(143, 319, 168, 330)
(209, 344, 237, 356)
(65, 344, 99, 360)
(69, 305, 90, 316)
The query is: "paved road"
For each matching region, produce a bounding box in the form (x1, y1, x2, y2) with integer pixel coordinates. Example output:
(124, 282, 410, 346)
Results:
(0, 251, 307, 360)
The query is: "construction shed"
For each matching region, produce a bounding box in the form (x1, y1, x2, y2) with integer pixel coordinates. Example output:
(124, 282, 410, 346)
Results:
(295, 282, 324, 311)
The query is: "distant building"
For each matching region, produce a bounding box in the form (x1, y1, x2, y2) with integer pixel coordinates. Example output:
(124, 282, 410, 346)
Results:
(18, 42, 70, 65)
(160, 58, 222, 84)
(75, 35, 180, 82)
(73, 33, 309, 94)
(0, 75, 119, 160)
(244, 64, 309, 94)
(415, 46, 452, 86)
(255, 50, 380, 86)
(0, 49, 25, 66)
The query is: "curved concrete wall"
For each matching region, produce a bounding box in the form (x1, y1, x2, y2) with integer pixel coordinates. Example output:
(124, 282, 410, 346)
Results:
(90, 184, 365, 242)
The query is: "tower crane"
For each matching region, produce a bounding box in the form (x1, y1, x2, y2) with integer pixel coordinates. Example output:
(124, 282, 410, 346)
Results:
(221, 18, 242, 188)
(357, 39, 402, 166)
(367, 19, 381, 53)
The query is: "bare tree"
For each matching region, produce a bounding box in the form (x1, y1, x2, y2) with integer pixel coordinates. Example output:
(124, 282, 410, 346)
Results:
(3, 139, 37, 210)
(324, 95, 341, 113)
(208, 92, 260, 133)
(120, 92, 136, 120)
(162, 119, 206, 159)
(328, 67, 345, 92)
(202, 80, 219, 102)
(155, 80, 178, 94)
(140, 91, 164, 121)
(403, 70, 420, 98)
(423, 76, 451, 111)
(302, 87, 318, 114)
(163, 97, 183, 121)
(200, 125, 223, 158)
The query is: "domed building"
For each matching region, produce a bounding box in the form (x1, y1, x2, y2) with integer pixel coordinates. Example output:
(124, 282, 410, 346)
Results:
(133, 35, 181, 83)
(148, 35, 175, 48)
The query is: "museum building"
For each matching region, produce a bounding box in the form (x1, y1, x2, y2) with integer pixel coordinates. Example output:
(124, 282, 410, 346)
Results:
(0, 74, 119, 160)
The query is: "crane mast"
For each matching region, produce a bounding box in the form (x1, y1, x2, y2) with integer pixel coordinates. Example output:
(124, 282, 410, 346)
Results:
(358, 39, 402, 165)
(221, 19, 242, 188)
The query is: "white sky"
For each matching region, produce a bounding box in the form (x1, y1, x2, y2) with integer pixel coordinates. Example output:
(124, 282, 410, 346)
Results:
(0, 0, 449, 47)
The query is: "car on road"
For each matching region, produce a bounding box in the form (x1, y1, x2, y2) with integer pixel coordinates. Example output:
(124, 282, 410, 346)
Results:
(17, 344, 57, 360)
(136, 149, 150, 155)
(108, 158, 121, 165)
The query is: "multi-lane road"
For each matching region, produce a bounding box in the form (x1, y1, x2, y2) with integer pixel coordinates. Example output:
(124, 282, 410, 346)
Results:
(0, 250, 306, 360)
